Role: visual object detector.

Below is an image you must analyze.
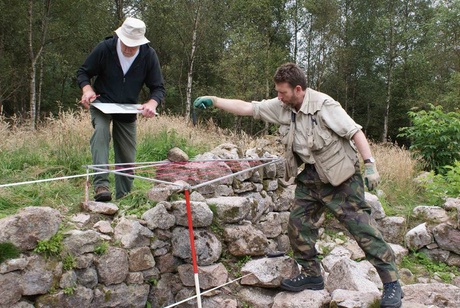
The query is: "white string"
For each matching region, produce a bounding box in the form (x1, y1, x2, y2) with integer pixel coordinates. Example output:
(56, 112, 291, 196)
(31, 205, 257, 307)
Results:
(164, 273, 252, 308)
(0, 171, 105, 188)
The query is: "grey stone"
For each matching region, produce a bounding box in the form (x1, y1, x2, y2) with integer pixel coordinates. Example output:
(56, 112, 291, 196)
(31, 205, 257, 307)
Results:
(0, 206, 61, 250)
(95, 247, 128, 285)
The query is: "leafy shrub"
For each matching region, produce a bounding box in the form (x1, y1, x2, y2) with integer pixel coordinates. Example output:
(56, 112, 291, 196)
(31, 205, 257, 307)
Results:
(398, 104, 460, 174)
(417, 161, 460, 204)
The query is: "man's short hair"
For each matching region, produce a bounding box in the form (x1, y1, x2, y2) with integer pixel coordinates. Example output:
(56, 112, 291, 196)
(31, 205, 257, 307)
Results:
(273, 63, 307, 90)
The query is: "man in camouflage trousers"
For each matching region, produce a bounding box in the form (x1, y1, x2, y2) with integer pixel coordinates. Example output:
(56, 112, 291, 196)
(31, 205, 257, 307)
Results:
(291, 164, 399, 285)
(193, 63, 403, 308)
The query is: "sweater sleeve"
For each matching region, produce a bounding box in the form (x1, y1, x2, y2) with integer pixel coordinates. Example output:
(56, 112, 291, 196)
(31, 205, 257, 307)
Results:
(144, 47, 165, 104)
(76, 42, 105, 89)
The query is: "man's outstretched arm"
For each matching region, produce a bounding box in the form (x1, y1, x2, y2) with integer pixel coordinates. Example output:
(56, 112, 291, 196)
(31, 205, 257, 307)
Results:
(193, 96, 253, 116)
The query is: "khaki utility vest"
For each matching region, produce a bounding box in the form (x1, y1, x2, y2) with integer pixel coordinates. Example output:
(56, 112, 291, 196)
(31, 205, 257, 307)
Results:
(285, 91, 358, 186)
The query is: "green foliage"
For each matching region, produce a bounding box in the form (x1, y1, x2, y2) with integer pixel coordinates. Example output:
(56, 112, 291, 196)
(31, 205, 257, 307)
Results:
(34, 232, 64, 258)
(0, 242, 21, 263)
(441, 71, 460, 111)
(398, 104, 460, 173)
(62, 286, 76, 295)
(117, 184, 156, 218)
(401, 251, 459, 283)
(94, 242, 109, 255)
(416, 161, 460, 204)
(235, 255, 252, 277)
(62, 254, 77, 271)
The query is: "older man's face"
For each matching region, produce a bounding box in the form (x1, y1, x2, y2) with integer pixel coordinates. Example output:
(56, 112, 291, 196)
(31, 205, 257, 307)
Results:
(120, 41, 140, 58)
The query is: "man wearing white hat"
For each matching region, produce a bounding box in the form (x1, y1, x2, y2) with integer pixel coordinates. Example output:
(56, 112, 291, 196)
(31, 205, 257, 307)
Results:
(77, 17, 165, 201)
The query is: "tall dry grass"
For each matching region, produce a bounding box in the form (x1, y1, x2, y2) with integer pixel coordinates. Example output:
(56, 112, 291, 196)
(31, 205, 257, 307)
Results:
(136, 112, 234, 151)
(371, 142, 423, 214)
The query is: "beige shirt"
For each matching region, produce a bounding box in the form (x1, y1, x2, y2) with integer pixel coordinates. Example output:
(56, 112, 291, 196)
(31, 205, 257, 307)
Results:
(252, 88, 362, 164)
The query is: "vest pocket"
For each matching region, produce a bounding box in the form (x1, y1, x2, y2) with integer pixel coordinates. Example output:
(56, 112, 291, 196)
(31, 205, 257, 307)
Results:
(312, 139, 355, 186)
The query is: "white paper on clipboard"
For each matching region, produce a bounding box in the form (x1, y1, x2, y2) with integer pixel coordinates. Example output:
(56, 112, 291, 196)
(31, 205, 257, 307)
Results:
(91, 103, 143, 114)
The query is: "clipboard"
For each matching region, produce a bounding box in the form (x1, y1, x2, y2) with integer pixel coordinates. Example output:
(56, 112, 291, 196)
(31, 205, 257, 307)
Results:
(91, 103, 143, 114)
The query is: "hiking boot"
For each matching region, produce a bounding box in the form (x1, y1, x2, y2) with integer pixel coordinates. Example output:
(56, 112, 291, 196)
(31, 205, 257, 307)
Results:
(280, 273, 324, 292)
(94, 186, 112, 202)
(381, 280, 404, 308)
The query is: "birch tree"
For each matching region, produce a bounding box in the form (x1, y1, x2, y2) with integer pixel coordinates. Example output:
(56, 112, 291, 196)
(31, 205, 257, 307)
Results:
(27, 0, 51, 129)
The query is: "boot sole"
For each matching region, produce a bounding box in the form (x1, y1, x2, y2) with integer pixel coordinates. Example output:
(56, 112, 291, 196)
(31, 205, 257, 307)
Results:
(280, 281, 324, 292)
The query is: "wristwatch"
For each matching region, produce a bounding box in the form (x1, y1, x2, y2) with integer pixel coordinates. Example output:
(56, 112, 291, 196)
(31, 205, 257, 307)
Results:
(364, 157, 375, 164)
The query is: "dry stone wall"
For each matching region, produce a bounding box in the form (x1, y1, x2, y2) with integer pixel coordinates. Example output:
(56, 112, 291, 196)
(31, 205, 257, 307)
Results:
(0, 143, 459, 308)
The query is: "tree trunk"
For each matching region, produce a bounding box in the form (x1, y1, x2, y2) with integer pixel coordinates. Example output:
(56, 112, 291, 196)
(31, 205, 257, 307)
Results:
(27, 0, 51, 129)
(382, 2, 396, 142)
(28, 0, 37, 129)
(185, 9, 200, 123)
(37, 55, 44, 121)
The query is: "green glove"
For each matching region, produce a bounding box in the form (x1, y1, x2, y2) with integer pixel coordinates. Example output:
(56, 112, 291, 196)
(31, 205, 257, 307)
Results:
(193, 96, 215, 109)
(364, 163, 380, 190)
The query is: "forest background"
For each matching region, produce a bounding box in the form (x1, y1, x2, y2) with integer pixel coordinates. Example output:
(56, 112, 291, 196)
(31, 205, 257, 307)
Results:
(0, 0, 459, 143)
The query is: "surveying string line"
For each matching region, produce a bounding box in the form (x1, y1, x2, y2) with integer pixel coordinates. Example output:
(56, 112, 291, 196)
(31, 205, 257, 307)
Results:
(164, 273, 253, 308)
(93, 158, 279, 172)
(86, 160, 171, 168)
(88, 165, 192, 190)
(86, 157, 282, 168)
(0, 161, 164, 189)
(0, 171, 109, 188)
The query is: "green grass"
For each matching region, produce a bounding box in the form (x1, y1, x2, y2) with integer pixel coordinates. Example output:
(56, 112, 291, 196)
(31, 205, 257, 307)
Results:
(62, 253, 77, 271)
(0, 242, 21, 263)
(94, 241, 109, 255)
(401, 251, 459, 283)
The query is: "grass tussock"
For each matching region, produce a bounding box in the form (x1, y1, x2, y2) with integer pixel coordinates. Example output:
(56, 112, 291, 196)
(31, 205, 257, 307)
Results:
(370, 142, 424, 216)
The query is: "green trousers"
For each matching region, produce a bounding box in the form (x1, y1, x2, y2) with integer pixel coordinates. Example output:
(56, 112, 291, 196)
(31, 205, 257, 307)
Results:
(289, 163, 399, 283)
(90, 107, 137, 199)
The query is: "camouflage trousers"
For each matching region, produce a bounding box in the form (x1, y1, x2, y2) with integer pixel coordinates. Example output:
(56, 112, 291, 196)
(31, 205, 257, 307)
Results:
(288, 163, 399, 283)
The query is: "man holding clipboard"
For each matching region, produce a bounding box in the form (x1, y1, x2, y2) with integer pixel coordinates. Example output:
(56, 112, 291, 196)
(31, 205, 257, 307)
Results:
(77, 17, 165, 201)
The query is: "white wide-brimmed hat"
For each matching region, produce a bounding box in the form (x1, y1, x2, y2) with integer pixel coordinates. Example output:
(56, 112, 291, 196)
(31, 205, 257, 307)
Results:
(115, 17, 150, 47)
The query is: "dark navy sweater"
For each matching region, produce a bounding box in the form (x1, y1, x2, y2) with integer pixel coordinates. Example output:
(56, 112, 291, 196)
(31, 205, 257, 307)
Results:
(77, 35, 165, 122)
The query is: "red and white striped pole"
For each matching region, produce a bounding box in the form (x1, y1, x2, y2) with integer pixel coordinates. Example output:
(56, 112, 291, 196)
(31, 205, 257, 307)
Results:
(184, 189, 202, 308)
